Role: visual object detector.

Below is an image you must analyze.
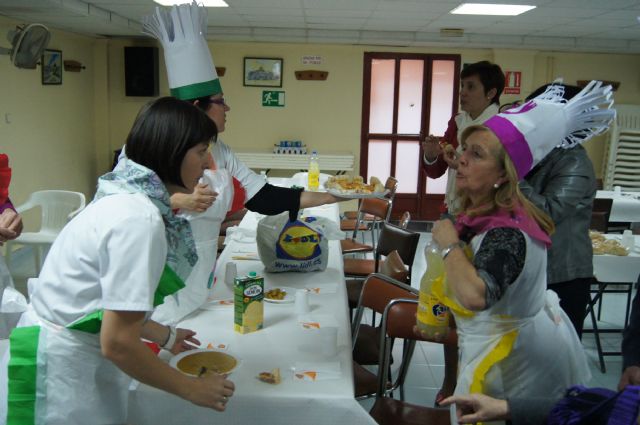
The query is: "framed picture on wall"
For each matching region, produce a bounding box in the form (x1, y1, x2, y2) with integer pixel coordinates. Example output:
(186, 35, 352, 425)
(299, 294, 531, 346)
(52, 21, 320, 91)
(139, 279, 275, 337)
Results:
(243, 57, 283, 87)
(41, 49, 62, 85)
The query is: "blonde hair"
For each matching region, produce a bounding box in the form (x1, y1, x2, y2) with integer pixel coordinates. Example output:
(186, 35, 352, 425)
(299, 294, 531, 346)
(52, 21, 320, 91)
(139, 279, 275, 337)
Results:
(455, 125, 555, 236)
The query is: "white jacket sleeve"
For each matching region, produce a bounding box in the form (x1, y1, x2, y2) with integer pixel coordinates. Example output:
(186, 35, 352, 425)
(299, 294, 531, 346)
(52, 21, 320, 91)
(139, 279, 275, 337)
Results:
(211, 139, 267, 201)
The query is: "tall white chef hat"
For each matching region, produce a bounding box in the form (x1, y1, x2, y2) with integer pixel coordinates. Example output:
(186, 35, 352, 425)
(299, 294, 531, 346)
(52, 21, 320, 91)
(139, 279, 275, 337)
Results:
(142, 1, 221, 100)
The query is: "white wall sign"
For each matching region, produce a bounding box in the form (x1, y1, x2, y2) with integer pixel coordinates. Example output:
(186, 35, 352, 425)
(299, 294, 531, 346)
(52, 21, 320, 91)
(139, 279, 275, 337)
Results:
(302, 55, 322, 65)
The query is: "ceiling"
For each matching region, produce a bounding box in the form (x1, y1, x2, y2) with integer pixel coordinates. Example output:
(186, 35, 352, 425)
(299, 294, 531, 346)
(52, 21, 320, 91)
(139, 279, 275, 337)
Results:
(1, 0, 640, 53)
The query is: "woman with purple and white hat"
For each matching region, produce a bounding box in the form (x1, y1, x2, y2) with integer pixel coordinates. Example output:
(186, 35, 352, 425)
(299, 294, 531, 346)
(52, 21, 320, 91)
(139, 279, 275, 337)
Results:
(424, 81, 615, 409)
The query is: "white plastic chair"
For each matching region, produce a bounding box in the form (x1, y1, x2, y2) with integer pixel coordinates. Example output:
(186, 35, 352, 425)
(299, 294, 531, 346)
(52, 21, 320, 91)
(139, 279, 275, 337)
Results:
(5, 190, 86, 274)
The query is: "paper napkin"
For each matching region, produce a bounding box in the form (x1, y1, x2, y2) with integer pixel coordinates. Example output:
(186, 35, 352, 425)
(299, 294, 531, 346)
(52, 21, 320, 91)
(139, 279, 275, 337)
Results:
(293, 361, 341, 381)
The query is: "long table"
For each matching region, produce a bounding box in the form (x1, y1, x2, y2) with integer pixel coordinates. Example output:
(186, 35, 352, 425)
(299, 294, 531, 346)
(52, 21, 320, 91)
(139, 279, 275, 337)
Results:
(588, 234, 640, 372)
(596, 190, 640, 223)
(127, 197, 376, 424)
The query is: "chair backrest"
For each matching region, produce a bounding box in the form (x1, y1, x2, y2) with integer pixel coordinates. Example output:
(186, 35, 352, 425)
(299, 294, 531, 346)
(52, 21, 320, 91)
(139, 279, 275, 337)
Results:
(398, 211, 411, 229)
(378, 250, 409, 283)
(359, 197, 390, 221)
(19, 190, 86, 233)
(591, 198, 613, 232)
(384, 176, 398, 199)
(351, 273, 417, 348)
(377, 299, 457, 397)
(375, 222, 420, 278)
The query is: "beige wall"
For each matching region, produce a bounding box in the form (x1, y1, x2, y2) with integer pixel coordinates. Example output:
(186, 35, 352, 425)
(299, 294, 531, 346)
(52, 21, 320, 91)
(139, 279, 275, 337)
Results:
(0, 16, 98, 213)
(3, 17, 640, 219)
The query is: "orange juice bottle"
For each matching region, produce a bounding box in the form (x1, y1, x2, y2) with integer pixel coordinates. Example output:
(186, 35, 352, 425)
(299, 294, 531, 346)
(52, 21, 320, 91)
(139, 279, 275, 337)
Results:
(416, 241, 450, 338)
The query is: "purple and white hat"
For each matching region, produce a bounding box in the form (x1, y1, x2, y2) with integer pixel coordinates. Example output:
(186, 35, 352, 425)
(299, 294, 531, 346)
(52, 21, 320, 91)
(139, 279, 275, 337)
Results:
(484, 80, 615, 179)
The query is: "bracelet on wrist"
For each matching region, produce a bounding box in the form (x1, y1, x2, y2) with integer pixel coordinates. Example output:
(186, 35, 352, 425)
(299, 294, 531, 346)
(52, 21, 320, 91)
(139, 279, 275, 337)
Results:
(441, 241, 465, 260)
(161, 325, 177, 350)
(423, 153, 439, 165)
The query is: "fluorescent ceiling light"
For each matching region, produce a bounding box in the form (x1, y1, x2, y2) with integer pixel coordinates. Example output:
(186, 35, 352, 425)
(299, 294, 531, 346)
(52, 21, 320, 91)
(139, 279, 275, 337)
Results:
(451, 3, 535, 16)
(154, 0, 228, 7)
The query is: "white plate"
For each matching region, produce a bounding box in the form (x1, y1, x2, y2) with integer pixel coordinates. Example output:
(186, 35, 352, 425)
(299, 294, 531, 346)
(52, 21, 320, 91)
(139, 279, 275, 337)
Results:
(264, 287, 295, 304)
(325, 187, 389, 199)
(169, 348, 240, 376)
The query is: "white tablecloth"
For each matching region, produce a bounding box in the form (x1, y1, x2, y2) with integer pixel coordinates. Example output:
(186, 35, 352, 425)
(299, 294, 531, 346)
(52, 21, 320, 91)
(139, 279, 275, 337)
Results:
(593, 234, 640, 283)
(596, 190, 640, 223)
(127, 199, 376, 424)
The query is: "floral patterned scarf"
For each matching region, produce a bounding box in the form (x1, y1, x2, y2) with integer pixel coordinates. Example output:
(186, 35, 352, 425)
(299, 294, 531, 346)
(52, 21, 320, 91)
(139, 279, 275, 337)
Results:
(94, 156, 197, 281)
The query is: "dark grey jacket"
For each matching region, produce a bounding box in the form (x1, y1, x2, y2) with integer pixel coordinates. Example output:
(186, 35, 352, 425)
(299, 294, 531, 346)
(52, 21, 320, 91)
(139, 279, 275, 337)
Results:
(519, 146, 596, 284)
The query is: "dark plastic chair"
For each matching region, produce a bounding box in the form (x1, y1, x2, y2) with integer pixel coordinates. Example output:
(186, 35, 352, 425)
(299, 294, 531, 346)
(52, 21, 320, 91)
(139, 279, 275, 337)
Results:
(343, 222, 420, 284)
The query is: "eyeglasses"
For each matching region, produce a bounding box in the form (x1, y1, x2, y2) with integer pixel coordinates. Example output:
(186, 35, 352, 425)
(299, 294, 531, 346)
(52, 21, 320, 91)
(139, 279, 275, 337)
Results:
(209, 97, 228, 107)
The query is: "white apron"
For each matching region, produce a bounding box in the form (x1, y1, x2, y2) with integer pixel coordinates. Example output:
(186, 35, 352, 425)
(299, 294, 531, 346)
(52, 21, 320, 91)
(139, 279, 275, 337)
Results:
(152, 169, 233, 325)
(449, 231, 590, 423)
(0, 305, 132, 425)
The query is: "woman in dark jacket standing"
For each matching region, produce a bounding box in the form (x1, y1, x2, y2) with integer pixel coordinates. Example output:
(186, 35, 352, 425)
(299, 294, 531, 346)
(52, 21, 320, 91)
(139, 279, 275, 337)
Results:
(519, 83, 596, 338)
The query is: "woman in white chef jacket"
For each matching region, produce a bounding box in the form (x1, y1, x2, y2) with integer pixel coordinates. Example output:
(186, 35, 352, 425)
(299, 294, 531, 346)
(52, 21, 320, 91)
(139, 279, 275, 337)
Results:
(142, 2, 343, 326)
(152, 94, 344, 325)
(0, 97, 235, 425)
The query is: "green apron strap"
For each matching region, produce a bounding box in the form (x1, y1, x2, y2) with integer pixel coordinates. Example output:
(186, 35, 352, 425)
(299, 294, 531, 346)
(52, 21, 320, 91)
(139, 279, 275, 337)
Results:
(153, 264, 185, 307)
(7, 326, 41, 425)
(67, 264, 185, 334)
(67, 310, 104, 334)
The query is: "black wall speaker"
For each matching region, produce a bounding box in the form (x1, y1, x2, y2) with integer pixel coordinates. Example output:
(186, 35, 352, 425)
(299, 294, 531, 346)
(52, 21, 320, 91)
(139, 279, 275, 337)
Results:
(124, 46, 159, 97)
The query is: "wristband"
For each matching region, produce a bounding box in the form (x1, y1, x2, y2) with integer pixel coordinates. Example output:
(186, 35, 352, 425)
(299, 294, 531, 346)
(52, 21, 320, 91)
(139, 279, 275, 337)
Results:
(161, 325, 177, 350)
(441, 241, 465, 260)
(423, 153, 439, 165)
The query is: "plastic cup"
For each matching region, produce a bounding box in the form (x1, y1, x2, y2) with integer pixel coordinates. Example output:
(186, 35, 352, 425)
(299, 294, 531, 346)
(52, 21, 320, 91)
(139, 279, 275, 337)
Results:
(224, 262, 237, 286)
(622, 230, 635, 250)
(614, 185, 622, 194)
(294, 289, 310, 315)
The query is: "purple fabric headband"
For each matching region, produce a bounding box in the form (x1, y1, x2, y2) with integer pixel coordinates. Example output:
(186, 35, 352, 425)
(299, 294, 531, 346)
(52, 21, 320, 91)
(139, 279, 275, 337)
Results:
(484, 115, 533, 180)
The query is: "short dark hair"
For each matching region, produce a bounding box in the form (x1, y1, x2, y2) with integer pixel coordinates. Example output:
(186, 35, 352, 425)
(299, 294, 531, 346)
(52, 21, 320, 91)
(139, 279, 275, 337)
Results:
(125, 97, 217, 188)
(461, 61, 505, 105)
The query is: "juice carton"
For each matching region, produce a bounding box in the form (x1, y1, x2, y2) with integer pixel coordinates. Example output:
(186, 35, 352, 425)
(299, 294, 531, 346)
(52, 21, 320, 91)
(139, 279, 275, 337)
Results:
(234, 272, 264, 334)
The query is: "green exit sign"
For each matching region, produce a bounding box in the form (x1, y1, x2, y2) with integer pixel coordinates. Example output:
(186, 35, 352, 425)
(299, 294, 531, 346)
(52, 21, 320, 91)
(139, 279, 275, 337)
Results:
(262, 90, 285, 107)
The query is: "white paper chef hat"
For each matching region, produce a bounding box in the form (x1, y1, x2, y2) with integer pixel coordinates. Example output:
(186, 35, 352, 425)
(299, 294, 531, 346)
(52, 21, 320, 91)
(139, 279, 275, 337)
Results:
(142, 1, 221, 100)
(483, 80, 615, 179)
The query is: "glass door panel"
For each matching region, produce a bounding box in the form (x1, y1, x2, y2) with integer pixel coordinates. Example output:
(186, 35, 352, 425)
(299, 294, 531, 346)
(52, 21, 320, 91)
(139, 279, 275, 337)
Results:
(395, 141, 420, 193)
(426, 172, 448, 195)
(397, 60, 424, 135)
(369, 59, 395, 134)
(428, 60, 456, 136)
(367, 140, 392, 182)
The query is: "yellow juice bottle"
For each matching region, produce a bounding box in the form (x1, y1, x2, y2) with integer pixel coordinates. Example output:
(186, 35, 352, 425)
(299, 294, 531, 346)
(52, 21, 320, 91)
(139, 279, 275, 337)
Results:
(307, 150, 320, 191)
(416, 241, 450, 338)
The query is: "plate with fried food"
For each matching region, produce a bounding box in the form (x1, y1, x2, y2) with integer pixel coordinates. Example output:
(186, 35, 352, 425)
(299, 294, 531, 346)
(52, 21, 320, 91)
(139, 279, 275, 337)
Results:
(264, 287, 294, 304)
(324, 175, 389, 199)
(170, 349, 240, 377)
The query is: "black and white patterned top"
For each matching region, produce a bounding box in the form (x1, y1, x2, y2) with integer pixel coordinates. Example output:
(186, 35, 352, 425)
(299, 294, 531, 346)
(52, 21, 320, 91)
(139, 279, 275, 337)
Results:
(462, 227, 526, 308)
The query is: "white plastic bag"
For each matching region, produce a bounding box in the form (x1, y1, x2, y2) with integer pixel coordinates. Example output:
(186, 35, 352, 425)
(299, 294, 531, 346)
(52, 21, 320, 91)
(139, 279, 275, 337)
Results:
(0, 255, 26, 339)
(257, 212, 339, 273)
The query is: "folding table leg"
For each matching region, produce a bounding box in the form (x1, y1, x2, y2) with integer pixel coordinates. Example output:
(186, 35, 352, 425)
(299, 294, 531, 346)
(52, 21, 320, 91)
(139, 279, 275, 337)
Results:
(589, 304, 606, 373)
(624, 283, 633, 329)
